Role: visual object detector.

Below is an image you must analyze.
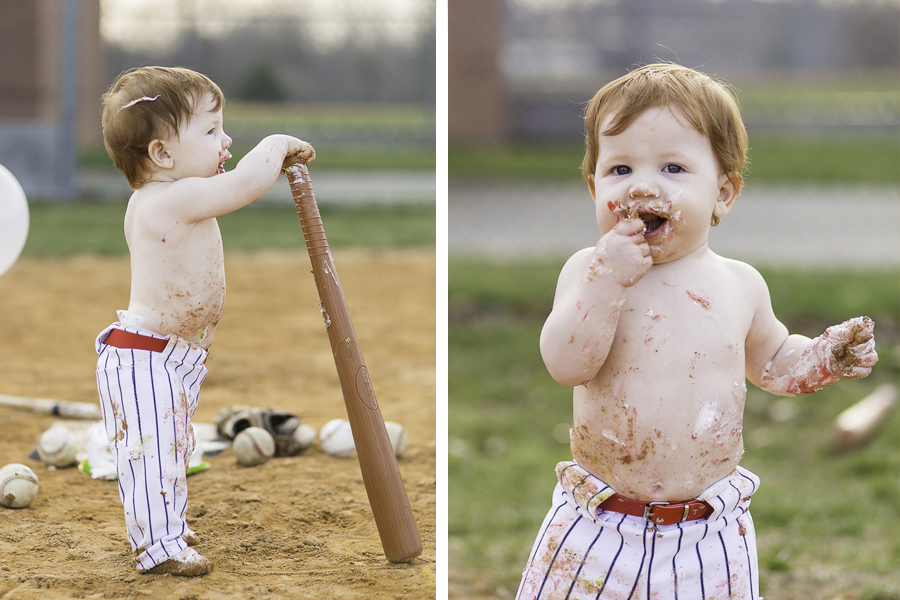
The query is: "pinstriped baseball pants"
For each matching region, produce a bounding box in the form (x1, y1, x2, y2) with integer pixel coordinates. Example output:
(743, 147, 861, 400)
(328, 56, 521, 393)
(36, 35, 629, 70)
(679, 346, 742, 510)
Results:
(516, 462, 761, 600)
(95, 322, 208, 572)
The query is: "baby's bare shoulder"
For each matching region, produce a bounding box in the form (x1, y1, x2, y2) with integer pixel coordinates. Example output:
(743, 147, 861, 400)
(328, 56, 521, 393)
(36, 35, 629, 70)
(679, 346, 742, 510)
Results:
(554, 247, 596, 284)
(709, 253, 772, 301)
(718, 254, 766, 283)
(125, 183, 201, 245)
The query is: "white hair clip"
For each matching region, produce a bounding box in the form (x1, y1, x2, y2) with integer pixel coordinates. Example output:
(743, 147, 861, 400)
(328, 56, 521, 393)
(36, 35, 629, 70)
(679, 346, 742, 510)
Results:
(117, 95, 160, 113)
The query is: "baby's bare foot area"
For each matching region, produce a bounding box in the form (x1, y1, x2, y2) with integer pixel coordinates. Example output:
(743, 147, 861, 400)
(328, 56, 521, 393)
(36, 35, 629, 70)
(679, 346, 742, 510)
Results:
(143, 547, 212, 577)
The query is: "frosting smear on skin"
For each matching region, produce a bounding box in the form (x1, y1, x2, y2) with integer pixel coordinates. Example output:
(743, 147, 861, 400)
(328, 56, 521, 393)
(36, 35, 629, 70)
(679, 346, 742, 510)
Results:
(216, 150, 231, 175)
(607, 190, 684, 260)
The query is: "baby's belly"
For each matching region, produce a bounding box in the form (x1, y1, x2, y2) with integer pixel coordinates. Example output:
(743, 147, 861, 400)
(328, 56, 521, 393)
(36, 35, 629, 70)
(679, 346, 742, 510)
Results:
(571, 384, 746, 501)
(131, 282, 225, 348)
(154, 298, 223, 347)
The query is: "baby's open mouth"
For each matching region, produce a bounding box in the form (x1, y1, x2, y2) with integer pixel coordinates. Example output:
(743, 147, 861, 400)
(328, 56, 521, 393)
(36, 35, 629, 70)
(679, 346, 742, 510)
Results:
(639, 212, 667, 236)
(217, 151, 232, 175)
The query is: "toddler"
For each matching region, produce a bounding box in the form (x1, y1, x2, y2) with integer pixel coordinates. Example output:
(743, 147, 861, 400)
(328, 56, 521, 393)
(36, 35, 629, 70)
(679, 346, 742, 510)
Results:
(95, 66, 313, 575)
(516, 63, 877, 600)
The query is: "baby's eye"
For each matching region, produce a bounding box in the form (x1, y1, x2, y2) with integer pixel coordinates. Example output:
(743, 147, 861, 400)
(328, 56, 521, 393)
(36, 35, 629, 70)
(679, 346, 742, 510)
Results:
(663, 164, 684, 174)
(612, 165, 631, 176)
(207, 128, 216, 135)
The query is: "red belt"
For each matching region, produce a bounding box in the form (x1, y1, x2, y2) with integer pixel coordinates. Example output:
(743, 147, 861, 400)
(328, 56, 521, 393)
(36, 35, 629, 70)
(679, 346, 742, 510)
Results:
(103, 329, 168, 353)
(598, 494, 712, 526)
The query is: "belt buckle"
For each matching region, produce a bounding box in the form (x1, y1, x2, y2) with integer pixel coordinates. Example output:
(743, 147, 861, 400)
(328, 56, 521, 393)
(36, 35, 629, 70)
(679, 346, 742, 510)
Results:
(644, 501, 693, 525)
(643, 501, 668, 524)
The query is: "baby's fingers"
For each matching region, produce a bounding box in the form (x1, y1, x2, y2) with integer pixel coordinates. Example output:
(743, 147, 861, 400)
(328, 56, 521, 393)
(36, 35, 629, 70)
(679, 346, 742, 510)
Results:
(850, 338, 878, 367)
(299, 142, 316, 162)
(289, 140, 316, 162)
(613, 216, 646, 237)
(844, 365, 873, 380)
(826, 316, 874, 345)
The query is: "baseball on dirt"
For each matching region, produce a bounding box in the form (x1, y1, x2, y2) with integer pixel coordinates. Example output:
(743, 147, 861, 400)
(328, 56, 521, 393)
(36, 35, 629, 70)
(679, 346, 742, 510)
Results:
(0, 463, 39, 509)
(384, 421, 408, 458)
(37, 425, 78, 468)
(290, 423, 317, 454)
(233, 427, 275, 466)
(319, 418, 355, 458)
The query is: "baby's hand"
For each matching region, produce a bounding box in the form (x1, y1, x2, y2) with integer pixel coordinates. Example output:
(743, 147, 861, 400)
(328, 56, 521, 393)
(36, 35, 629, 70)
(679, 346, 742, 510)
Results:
(287, 138, 316, 163)
(585, 215, 651, 287)
(821, 316, 877, 379)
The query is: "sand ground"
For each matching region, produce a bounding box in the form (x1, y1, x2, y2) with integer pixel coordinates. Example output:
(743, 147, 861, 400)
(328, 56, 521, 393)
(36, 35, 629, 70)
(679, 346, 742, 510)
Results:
(0, 250, 436, 600)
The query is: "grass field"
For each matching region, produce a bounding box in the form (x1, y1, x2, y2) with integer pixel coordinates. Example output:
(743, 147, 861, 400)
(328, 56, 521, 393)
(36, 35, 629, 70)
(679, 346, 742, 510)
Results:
(21, 203, 435, 257)
(80, 102, 436, 173)
(448, 259, 900, 599)
(449, 82, 899, 184)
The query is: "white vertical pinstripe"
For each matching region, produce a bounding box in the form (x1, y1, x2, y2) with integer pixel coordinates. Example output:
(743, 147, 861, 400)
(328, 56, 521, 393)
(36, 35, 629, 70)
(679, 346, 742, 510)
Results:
(516, 464, 761, 600)
(95, 323, 207, 571)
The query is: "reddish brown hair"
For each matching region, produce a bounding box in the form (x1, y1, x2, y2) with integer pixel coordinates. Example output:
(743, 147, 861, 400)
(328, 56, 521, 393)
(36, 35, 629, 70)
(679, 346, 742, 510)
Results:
(582, 63, 748, 195)
(101, 66, 224, 189)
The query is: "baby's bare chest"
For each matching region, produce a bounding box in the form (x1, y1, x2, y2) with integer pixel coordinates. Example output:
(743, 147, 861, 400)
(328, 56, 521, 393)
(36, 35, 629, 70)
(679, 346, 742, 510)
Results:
(598, 276, 753, 388)
(623, 275, 747, 334)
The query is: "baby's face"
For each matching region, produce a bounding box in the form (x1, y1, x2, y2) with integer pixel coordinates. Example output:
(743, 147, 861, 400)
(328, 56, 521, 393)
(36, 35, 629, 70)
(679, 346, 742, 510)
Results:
(592, 106, 734, 264)
(164, 93, 232, 180)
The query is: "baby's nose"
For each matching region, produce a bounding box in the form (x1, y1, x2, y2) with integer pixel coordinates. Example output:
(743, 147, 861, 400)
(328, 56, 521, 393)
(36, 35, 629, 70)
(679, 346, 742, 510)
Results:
(223, 135, 232, 150)
(628, 183, 660, 199)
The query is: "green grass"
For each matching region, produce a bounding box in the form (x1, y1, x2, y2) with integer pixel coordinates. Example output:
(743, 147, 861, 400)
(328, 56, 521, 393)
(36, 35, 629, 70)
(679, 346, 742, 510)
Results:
(81, 143, 436, 173)
(449, 259, 900, 599)
(449, 135, 900, 184)
(745, 136, 900, 184)
(21, 203, 435, 257)
(80, 102, 436, 172)
(450, 83, 900, 185)
(222, 102, 435, 137)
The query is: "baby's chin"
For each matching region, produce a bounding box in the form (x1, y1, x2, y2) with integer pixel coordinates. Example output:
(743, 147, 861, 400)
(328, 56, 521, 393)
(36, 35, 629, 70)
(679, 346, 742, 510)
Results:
(649, 247, 669, 263)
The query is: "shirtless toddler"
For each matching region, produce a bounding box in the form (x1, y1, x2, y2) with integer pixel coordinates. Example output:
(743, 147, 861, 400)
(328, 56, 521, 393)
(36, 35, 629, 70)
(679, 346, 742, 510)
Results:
(95, 66, 313, 575)
(516, 64, 877, 600)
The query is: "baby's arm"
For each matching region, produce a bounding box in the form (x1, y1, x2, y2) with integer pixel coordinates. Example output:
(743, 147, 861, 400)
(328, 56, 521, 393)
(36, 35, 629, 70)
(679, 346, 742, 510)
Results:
(744, 268, 877, 395)
(755, 317, 876, 396)
(167, 135, 314, 222)
(540, 217, 651, 387)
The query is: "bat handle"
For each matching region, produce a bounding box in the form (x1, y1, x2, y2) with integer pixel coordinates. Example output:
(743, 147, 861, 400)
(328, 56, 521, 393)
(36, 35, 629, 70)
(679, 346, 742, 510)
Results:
(284, 157, 329, 259)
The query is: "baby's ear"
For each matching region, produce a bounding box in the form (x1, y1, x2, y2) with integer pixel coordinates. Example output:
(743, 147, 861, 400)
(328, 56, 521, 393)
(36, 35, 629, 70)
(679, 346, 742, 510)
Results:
(587, 174, 596, 202)
(147, 139, 173, 170)
(713, 174, 740, 219)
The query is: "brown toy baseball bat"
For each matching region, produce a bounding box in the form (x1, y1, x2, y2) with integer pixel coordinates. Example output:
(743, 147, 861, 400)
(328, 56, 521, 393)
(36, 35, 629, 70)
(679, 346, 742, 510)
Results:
(283, 155, 422, 563)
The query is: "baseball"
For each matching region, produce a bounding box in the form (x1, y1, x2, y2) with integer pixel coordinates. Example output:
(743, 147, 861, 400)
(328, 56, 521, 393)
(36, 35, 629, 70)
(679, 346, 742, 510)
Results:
(37, 425, 78, 468)
(288, 423, 317, 455)
(319, 418, 355, 458)
(0, 463, 39, 509)
(384, 421, 409, 458)
(233, 427, 275, 466)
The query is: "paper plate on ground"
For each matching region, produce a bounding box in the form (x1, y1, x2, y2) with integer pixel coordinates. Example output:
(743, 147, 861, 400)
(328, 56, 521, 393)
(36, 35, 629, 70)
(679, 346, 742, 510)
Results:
(0, 164, 29, 277)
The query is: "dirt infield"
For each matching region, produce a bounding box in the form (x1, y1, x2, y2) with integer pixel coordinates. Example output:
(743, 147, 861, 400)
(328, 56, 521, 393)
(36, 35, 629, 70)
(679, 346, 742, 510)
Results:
(0, 250, 436, 599)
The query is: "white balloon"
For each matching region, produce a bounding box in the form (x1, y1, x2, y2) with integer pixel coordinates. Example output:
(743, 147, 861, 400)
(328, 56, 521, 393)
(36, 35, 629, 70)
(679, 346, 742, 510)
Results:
(0, 164, 28, 277)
